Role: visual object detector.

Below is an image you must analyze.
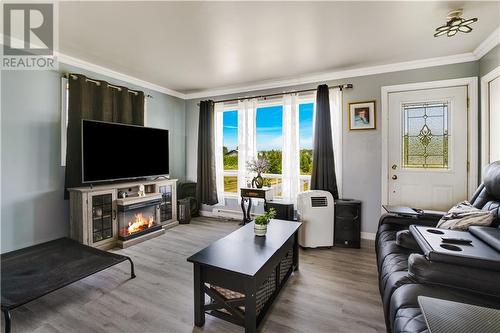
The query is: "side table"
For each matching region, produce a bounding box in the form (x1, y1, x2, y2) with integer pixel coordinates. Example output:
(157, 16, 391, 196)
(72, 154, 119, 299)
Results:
(240, 187, 274, 225)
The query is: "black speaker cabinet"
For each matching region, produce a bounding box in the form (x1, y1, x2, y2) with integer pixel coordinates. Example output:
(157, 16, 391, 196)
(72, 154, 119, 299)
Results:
(265, 201, 294, 221)
(334, 199, 361, 248)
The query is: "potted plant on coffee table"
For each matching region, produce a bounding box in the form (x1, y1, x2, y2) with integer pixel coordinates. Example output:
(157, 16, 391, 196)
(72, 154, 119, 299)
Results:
(254, 208, 276, 236)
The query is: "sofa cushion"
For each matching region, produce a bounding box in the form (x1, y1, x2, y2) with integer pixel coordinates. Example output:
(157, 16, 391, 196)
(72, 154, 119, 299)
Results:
(380, 253, 410, 293)
(377, 240, 415, 271)
(396, 230, 420, 251)
(394, 308, 429, 333)
(484, 161, 500, 200)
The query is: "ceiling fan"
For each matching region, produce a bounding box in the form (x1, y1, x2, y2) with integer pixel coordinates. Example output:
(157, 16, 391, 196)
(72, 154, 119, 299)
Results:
(434, 9, 478, 37)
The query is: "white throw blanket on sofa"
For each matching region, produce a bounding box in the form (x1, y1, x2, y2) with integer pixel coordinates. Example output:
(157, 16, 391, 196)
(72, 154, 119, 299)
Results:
(437, 201, 494, 230)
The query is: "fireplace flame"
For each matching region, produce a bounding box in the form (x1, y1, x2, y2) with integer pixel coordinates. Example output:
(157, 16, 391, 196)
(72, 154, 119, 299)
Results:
(127, 213, 155, 235)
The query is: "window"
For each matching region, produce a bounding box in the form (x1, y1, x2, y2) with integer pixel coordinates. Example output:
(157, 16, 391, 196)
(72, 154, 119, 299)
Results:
(256, 104, 283, 196)
(215, 90, 344, 202)
(402, 102, 449, 169)
(299, 102, 314, 191)
(223, 110, 238, 193)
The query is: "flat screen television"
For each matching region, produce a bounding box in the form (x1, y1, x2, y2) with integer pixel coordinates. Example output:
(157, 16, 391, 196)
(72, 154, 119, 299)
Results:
(82, 120, 169, 183)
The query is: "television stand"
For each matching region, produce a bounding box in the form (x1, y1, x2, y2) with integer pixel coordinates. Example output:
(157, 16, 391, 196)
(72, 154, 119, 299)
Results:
(68, 179, 177, 249)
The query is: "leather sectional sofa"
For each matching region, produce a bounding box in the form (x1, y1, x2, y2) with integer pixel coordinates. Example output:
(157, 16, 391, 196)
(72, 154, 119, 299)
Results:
(375, 161, 500, 333)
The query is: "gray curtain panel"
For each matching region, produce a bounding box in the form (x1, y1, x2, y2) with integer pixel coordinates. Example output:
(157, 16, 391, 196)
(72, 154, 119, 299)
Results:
(196, 100, 218, 205)
(310, 84, 339, 199)
(64, 74, 145, 198)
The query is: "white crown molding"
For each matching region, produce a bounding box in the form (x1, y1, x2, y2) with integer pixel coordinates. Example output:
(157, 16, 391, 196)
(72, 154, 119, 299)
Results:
(185, 26, 500, 100)
(184, 52, 478, 100)
(2, 25, 499, 101)
(55, 52, 187, 99)
(0, 34, 186, 99)
(473, 26, 500, 59)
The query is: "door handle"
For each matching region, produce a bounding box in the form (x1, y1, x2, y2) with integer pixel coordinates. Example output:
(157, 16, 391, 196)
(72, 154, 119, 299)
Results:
(392, 175, 398, 180)
(392, 164, 398, 170)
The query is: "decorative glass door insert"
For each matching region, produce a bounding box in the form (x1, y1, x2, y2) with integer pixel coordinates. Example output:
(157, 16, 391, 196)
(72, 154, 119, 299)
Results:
(402, 102, 449, 169)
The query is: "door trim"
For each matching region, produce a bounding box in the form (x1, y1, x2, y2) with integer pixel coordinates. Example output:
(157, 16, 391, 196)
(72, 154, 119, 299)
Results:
(481, 66, 500, 176)
(381, 77, 478, 209)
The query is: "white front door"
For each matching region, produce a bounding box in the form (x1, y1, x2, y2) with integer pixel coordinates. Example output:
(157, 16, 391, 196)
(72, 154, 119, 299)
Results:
(387, 86, 468, 210)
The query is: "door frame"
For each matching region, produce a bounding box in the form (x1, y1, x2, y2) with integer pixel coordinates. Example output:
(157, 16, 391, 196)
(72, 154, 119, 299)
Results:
(381, 77, 478, 208)
(481, 66, 500, 176)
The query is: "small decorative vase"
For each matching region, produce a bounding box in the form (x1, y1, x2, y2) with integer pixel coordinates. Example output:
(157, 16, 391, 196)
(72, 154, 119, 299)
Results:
(252, 173, 264, 188)
(254, 223, 267, 236)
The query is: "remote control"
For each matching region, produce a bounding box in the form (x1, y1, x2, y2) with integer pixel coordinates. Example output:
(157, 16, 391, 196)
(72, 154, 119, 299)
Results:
(441, 237, 473, 245)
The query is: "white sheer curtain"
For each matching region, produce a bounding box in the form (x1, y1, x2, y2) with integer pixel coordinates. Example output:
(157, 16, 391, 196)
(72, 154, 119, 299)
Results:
(237, 99, 257, 197)
(214, 102, 225, 205)
(282, 94, 300, 203)
(329, 87, 343, 197)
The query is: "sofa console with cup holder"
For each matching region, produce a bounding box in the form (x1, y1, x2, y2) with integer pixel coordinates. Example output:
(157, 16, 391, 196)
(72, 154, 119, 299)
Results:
(410, 225, 500, 270)
(375, 161, 500, 333)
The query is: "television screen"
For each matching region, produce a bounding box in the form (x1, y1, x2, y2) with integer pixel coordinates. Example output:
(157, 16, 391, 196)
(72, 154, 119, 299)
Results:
(82, 120, 169, 183)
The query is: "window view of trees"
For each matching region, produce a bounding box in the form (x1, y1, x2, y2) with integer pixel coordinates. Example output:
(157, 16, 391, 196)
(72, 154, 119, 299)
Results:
(256, 105, 283, 195)
(223, 146, 238, 170)
(299, 103, 314, 191)
(223, 111, 238, 193)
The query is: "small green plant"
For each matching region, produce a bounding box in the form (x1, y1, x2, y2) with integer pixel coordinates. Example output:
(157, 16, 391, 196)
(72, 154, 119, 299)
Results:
(254, 208, 276, 225)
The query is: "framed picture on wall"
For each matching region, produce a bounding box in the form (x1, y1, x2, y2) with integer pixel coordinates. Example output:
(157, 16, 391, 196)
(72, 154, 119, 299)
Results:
(348, 101, 376, 130)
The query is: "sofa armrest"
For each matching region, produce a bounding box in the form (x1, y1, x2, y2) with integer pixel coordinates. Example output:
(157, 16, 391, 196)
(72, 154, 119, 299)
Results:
(408, 253, 500, 297)
(378, 213, 441, 229)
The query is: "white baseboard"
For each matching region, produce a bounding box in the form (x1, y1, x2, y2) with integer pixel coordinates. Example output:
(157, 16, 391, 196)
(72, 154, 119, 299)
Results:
(201, 209, 377, 241)
(361, 232, 376, 240)
(199, 210, 214, 218)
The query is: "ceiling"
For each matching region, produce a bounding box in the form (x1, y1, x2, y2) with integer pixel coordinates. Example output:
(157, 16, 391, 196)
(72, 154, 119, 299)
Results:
(59, 1, 500, 96)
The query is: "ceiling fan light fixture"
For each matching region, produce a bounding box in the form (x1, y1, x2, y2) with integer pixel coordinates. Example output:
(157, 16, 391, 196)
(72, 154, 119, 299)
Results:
(434, 30, 448, 37)
(461, 18, 478, 26)
(434, 9, 478, 38)
(458, 25, 472, 33)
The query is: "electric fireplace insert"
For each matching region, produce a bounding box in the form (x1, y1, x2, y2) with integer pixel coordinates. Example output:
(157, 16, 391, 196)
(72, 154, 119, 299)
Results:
(117, 198, 162, 241)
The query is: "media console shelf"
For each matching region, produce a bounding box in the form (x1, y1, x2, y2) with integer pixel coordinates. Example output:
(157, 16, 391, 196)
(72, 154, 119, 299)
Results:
(69, 179, 177, 249)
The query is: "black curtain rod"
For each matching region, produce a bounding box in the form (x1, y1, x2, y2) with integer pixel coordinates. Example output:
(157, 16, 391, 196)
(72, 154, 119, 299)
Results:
(207, 83, 353, 105)
(63, 73, 153, 99)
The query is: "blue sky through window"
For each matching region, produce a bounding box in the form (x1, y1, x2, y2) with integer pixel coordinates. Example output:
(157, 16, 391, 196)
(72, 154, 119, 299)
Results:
(223, 110, 238, 150)
(222, 103, 314, 152)
(299, 103, 313, 150)
(256, 105, 283, 151)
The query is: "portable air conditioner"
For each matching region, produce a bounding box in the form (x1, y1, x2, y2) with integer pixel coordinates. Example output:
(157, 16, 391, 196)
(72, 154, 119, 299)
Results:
(297, 190, 335, 248)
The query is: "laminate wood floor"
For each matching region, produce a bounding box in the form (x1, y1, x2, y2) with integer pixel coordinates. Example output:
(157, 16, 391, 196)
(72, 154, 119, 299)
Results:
(2, 217, 385, 333)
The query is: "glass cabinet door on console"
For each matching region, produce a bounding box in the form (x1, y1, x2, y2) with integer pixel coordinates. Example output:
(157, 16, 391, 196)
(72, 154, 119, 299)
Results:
(157, 180, 177, 225)
(87, 189, 117, 247)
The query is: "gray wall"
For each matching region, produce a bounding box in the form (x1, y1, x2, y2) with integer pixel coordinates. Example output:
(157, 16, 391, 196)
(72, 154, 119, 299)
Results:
(1, 67, 185, 253)
(479, 44, 500, 77)
(185, 61, 479, 235)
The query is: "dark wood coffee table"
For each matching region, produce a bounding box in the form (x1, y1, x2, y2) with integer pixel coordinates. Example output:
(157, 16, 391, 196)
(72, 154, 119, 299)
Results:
(187, 219, 301, 333)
